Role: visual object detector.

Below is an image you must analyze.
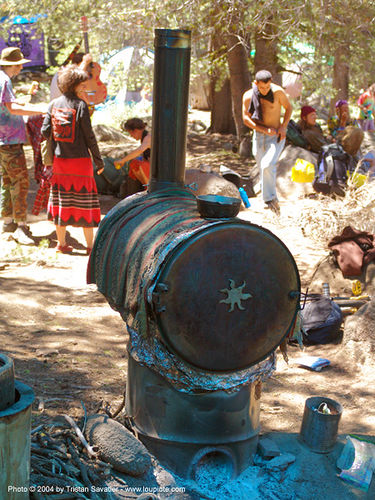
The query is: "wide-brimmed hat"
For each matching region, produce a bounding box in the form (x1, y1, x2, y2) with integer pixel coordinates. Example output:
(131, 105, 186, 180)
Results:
(0, 47, 30, 65)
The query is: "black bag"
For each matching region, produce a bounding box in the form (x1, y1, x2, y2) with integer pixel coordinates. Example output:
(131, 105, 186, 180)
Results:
(286, 120, 308, 148)
(312, 143, 350, 196)
(300, 294, 343, 345)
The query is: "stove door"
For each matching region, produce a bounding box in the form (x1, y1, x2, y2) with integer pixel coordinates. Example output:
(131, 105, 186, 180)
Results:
(152, 221, 300, 372)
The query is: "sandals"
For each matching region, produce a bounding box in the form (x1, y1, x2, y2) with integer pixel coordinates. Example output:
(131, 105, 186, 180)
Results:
(56, 244, 73, 254)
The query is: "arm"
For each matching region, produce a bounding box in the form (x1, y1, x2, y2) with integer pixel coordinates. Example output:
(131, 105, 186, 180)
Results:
(114, 133, 151, 168)
(41, 103, 53, 139)
(242, 90, 277, 136)
(5, 101, 47, 116)
(80, 103, 104, 174)
(79, 53, 92, 72)
(277, 90, 292, 139)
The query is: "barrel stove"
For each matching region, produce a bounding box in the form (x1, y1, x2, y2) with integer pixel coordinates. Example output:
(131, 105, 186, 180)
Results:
(88, 29, 300, 478)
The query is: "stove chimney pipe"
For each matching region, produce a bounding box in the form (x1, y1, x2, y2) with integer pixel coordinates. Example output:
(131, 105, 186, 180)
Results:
(148, 29, 191, 193)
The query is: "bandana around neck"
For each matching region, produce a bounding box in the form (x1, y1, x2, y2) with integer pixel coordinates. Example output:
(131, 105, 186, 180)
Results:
(249, 83, 274, 123)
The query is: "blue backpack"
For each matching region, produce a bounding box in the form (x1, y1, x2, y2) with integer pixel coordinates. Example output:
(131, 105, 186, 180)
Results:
(301, 294, 343, 345)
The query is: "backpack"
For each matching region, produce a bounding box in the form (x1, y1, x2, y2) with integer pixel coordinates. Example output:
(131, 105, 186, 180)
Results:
(286, 120, 309, 148)
(300, 294, 343, 345)
(312, 143, 351, 196)
(94, 157, 128, 196)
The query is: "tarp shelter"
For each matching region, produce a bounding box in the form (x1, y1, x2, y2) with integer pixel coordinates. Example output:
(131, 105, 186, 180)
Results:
(0, 15, 46, 68)
(99, 47, 154, 109)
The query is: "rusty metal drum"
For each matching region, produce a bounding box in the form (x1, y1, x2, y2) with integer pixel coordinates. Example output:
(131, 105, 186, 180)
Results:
(89, 188, 300, 372)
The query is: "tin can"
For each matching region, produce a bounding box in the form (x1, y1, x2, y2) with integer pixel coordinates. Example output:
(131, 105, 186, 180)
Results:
(322, 283, 330, 298)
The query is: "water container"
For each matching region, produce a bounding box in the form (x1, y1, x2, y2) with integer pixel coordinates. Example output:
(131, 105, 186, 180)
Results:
(239, 187, 251, 208)
(300, 396, 342, 453)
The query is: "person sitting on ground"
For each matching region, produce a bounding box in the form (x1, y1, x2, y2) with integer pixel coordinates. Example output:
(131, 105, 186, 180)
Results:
(114, 118, 151, 186)
(357, 84, 375, 131)
(297, 106, 329, 154)
(328, 100, 358, 139)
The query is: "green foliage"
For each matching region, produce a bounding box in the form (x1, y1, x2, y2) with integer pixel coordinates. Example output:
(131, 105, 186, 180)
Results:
(3, 0, 375, 112)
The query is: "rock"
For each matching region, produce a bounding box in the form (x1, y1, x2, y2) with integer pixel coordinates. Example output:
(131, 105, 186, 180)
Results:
(258, 436, 281, 459)
(185, 168, 241, 199)
(85, 414, 151, 476)
(264, 453, 296, 472)
(239, 135, 252, 158)
(93, 124, 127, 143)
(343, 298, 375, 356)
(309, 256, 375, 297)
(276, 144, 318, 201)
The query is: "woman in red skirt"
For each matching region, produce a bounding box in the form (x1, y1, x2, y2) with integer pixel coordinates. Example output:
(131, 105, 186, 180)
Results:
(41, 65, 104, 254)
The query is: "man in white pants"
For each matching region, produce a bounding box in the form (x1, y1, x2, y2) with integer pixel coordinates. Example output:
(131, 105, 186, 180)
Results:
(242, 70, 292, 215)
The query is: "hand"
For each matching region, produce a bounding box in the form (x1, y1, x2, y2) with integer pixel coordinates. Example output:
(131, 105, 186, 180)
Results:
(278, 125, 287, 139)
(96, 167, 104, 175)
(81, 53, 93, 68)
(114, 160, 123, 170)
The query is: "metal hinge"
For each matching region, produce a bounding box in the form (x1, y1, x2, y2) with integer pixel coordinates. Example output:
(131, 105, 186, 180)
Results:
(152, 283, 169, 313)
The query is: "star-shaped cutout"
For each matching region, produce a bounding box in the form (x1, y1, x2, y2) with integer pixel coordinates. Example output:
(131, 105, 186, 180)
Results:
(220, 279, 252, 312)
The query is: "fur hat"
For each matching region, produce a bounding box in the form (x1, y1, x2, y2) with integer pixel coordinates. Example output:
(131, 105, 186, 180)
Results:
(0, 47, 30, 66)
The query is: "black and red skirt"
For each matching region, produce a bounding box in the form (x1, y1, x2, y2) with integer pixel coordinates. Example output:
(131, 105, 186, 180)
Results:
(48, 157, 101, 227)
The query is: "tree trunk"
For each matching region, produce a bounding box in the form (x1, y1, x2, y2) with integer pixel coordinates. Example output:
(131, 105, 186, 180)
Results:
(330, 44, 350, 116)
(254, 23, 281, 85)
(208, 32, 236, 134)
(209, 76, 236, 134)
(225, 33, 251, 140)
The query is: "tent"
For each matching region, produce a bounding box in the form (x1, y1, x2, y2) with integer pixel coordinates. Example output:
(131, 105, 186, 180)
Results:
(0, 15, 46, 69)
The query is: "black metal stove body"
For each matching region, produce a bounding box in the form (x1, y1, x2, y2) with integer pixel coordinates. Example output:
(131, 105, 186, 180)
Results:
(88, 28, 300, 478)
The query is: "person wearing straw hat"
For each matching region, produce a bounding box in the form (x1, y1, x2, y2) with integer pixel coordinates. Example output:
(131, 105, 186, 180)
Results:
(0, 47, 47, 244)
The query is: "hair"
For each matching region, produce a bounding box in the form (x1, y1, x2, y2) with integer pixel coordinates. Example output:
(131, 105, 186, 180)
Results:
(57, 66, 89, 95)
(71, 52, 84, 65)
(255, 70, 272, 83)
(369, 83, 375, 94)
(122, 118, 147, 132)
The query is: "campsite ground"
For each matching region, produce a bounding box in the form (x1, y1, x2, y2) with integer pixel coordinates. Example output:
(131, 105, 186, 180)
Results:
(1, 111, 374, 498)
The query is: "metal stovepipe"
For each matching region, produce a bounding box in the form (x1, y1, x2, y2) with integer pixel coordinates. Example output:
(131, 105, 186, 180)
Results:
(148, 29, 191, 192)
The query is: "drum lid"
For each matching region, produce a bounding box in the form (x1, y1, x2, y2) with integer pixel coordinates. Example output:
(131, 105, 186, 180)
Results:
(152, 222, 300, 372)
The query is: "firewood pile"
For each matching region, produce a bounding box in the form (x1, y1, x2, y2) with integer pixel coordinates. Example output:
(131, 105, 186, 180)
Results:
(30, 415, 121, 500)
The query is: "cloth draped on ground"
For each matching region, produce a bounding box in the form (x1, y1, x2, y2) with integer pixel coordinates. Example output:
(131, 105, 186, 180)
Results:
(26, 114, 44, 181)
(328, 226, 375, 276)
(48, 156, 100, 227)
(26, 114, 53, 216)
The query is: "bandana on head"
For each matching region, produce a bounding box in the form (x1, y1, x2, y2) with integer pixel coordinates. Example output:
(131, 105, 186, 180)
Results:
(301, 106, 316, 119)
(335, 99, 348, 109)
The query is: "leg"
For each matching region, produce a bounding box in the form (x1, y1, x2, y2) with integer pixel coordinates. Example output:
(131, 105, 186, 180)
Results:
(56, 225, 67, 246)
(0, 145, 29, 224)
(83, 227, 94, 250)
(258, 135, 285, 203)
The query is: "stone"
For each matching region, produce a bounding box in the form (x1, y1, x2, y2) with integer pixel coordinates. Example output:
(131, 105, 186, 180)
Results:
(258, 436, 281, 459)
(185, 168, 241, 199)
(264, 453, 296, 472)
(85, 414, 151, 476)
(93, 124, 127, 143)
(276, 144, 318, 201)
(239, 136, 252, 158)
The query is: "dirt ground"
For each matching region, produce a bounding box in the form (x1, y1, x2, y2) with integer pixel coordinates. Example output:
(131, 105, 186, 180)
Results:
(1, 117, 375, 497)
